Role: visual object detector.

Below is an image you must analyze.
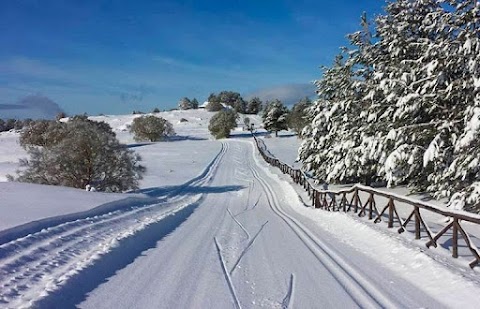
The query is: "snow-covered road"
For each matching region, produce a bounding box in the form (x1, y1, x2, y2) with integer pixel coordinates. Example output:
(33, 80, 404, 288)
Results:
(1, 140, 479, 308)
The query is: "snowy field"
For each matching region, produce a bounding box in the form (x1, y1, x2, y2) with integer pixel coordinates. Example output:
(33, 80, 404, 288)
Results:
(1, 110, 480, 308)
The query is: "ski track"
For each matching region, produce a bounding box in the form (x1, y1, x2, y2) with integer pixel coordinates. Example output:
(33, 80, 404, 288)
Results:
(229, 221, 269, 276)
(281, 274, 295, 309)
(247, 142, 400, 309)
(0, 142, 229, 308)
(214, 237, 242, 309)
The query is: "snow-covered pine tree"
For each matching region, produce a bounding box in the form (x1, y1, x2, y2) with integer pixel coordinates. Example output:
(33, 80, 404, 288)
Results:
(300, 0, 480, 212)
(246, 97, 263, 114)
(178, 97, 192, 110)
(191, 98, 199, 109)
(288, 97, 312, 136)
(364, 0, 461, 193)
(431, 0, 480, 211)
(299, 55, 356, 182)
(262, 99, 289, 137)
(299, 13, 379, 185)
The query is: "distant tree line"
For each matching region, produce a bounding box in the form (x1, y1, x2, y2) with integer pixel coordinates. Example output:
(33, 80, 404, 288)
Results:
(207, 95, 312, 139)
(206, 91, 263, 114)
(0, 118, 30, 132)
(178, 97, 200, 110)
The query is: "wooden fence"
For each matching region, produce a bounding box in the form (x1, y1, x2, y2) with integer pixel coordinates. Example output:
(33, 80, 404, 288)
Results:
(253, 135, 480, 269)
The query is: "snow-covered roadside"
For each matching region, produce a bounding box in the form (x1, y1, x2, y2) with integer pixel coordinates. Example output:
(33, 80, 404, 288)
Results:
(251, 141, 480, 307)
(260, 133, 480, 249)
(258, 132, 302, 167)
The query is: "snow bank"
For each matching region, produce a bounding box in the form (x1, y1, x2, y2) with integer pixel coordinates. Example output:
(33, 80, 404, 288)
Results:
(0, 182, 146, 238)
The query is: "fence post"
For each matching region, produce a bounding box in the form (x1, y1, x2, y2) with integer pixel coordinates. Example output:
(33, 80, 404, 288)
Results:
(453, 218, 459, 258)
(354, 188, 359, 213)
(388, 198, 394, 228)
(414, 207, 421, 239)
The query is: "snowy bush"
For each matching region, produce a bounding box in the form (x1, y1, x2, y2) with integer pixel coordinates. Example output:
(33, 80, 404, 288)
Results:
(208, 109, 238, 139)
(130, 115, 175, 142)
(19, 120, 66, 147)
(11, 117, 145, 192)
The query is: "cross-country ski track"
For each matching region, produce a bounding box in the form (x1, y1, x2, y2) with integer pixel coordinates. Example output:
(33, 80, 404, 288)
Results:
(1, 140, 479, 308)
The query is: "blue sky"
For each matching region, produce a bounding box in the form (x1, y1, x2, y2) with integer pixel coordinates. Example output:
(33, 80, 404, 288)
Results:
(0, 0, 384, 116)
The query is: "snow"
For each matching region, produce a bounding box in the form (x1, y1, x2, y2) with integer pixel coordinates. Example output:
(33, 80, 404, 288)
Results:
(0, 130, 27, 181)
(1, 112, 480, 308)
(0, 182, 137, 232)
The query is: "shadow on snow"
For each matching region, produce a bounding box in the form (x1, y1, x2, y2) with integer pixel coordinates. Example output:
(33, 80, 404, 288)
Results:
(136, 184, 245, 198)
(126, 135, 207, 148)
(32, 201, 201, 309)
(30, 183, 244, 308)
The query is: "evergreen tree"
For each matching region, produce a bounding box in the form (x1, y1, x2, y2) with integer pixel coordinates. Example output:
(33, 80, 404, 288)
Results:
(299, 0, 480, 211)
(246, 97, 263, 114)
(262, 99, 289, 137)
(299, 11, 379, 185)
(207, 93, 218, 104)
(208, 109, 238, 139)
(191, 98, 199, 109)
(287, 97, 312, 136)
(430, 0, 480, 210)
(208, 91, 246, 113)
(178, 97, 192, 110)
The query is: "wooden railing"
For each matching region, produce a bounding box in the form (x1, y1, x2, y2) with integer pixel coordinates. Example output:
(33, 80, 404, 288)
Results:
(253, 135, 480, 268)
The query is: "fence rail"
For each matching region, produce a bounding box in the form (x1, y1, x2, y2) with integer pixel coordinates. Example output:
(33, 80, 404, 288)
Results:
(252, 135, 480, 268)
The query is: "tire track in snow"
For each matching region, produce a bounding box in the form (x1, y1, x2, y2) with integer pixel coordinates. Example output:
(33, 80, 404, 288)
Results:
(248, 144, 400, 309)
(0, 142, 229, 308)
